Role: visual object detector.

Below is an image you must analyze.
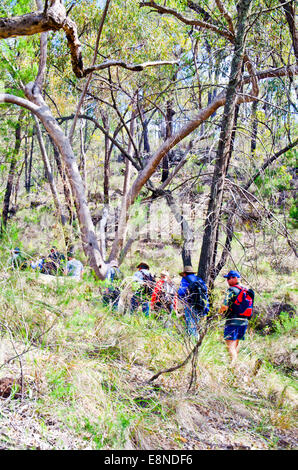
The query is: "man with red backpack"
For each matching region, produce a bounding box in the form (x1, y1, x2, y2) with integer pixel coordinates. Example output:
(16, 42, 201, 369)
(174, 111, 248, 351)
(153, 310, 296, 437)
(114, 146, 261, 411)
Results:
(219, 270, 254, 365)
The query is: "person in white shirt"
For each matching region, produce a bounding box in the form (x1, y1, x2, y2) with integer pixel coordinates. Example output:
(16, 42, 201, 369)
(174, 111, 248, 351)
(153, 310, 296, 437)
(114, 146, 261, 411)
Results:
(65, 252, 84, 280)
(130, 262, 155, 316)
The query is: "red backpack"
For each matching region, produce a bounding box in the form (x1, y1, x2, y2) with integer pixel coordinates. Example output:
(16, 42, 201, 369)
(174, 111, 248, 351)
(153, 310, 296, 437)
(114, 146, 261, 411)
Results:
(231, 285, 254, 318)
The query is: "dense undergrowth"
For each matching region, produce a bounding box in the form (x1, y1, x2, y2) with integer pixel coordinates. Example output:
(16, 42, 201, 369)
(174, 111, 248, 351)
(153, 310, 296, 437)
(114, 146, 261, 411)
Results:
(0, 218, 297, 450)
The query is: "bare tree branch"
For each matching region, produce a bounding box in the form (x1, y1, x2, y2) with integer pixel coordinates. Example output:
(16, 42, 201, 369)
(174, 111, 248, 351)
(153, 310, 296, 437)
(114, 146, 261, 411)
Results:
(69, 0, 111, 143)
(0, 1, 178, 79)
(139, 0, 235, 42)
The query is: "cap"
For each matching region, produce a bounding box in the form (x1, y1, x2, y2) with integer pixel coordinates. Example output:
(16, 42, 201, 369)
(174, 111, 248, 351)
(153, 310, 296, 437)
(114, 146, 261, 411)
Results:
(179, 265, 195, 276)
(14, 247, 20, 253)
(223, 270, 241, 279)
(136, 262, 149, 270)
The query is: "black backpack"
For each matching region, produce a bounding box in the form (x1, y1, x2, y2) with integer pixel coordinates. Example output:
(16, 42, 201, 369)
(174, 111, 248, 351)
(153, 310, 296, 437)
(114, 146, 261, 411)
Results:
(187, 278, 209, 314)
(102, 287, 121, 307)
(41, 260, 58, 275)
(141, 271, 156, 296)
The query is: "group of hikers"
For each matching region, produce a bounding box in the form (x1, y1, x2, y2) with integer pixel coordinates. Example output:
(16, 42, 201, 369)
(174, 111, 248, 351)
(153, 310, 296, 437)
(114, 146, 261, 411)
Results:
(9, 246, 84, 280)
(102, 260, 255, 365)
(9, 246, 254, 365)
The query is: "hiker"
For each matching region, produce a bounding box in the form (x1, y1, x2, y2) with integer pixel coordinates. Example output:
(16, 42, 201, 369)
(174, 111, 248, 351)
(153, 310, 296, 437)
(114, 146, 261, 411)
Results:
(105, 260, 123, 285)
(64, 252, 84, 280)
(219, 270, 254, 366)
(150, 270, 177, 315)
(130, 262, 155, 316)
(102, 260, 123, 310)
(40, 258, 59, 275)
(178, 265, 209, 338)
(30, 255, 45, 271)
(9, 247, 27, 270)
(49, 247, 65, 264)
(48, 247, 65, 275)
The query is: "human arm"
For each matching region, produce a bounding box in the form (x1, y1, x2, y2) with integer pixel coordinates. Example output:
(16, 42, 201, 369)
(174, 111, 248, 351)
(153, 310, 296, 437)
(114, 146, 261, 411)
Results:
(219, 304, 229, 314)
(219, 287, 239, 314)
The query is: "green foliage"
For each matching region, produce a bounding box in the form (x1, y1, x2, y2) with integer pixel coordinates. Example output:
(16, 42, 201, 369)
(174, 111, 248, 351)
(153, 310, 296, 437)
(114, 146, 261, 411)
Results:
(289, 198, 298, 228)
(0, 0, 297, 449)
(0, 0, 33, 16)
(0, 221, 20, 246)
(47, 367, 75, 402)
(255, 166, 292, 195)
(12, 0, 34, 16)
(272, 311, 298, 337)
(82, 408, 131, 449)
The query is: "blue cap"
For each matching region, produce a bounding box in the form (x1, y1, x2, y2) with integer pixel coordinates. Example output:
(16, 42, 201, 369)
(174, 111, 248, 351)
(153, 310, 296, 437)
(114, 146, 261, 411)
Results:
(223, 270, 241, 279)
(14, 247, 20, 253)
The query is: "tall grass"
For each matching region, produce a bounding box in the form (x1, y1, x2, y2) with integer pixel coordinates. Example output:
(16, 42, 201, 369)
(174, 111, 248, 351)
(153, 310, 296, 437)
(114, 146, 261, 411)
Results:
(0, 218, 297, 449)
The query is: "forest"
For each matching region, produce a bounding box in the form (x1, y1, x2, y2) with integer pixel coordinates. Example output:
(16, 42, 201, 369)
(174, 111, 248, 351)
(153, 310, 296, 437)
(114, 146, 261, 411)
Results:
(0, 0, 297, 451)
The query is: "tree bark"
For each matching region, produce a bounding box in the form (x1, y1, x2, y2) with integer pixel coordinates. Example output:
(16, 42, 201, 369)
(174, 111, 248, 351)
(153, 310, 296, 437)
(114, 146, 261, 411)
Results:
(101, 110, 111, 205)
(1, 111, 24, 233)
(108, 108, 136, 262)
(162, 100, 175, 183)
(51, 138, 74, 223)
(250, 100, 258, 156)
(280, 0, 298, 63)
(165, 192, 193, 266)
(197, 0, 252, 285)
(4, 84, 108, 279)
(26, 127, 35, 193)
(33, 115, 67, 226)
(79, 119, 87, 189)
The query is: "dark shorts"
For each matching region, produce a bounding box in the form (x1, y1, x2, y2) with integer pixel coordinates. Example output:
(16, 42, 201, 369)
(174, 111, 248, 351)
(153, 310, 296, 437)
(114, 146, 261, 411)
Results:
(224, 323, 248, 341)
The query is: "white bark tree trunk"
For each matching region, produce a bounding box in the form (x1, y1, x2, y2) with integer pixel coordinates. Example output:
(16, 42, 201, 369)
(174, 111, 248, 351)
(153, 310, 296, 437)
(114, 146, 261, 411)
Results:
(0, 86, 108, 279)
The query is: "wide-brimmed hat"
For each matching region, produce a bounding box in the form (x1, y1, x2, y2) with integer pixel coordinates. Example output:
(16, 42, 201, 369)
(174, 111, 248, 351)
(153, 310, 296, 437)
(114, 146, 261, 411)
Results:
(136, 262, 149, 270)
(179, 265, 195, 276)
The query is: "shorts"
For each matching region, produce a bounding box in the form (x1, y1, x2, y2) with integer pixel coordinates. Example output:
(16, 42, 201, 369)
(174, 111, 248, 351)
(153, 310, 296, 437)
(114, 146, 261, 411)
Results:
(224, 323, 248, 341)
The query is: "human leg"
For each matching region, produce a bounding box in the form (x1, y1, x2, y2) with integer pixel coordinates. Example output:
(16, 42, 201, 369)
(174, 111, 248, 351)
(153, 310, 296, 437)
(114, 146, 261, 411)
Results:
(142, 300, 150, 317)
(224, 322, 248, 365)
(184, 306, 199, 337)
(225, 339, 239, 365)
(130, 294, 140, 313)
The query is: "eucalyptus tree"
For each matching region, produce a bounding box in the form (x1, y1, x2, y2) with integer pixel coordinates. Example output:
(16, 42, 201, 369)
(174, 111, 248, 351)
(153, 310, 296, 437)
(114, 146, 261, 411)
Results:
(0, 0, 296, 281)
(138, 0, 297, 285)
(0, 0, 178, 278)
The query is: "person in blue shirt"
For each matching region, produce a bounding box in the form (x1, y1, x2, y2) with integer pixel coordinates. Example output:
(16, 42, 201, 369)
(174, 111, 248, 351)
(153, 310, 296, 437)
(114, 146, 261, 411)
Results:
(178, 265, 209, 338)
